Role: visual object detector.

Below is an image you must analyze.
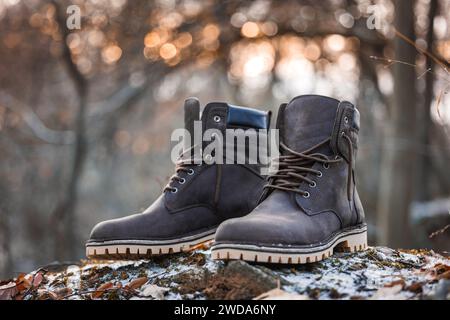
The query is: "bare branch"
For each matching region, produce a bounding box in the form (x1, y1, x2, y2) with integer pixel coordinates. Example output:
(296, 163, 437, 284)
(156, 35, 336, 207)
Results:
(0, 91, 75, 144)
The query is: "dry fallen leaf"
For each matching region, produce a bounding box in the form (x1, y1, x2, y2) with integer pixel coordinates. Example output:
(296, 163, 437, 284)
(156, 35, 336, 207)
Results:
(370, 284, 406, 300)
(54, 287, 73, 299)
(37, 289, 58, 300)
(384, 279, 405, 289)
(31, 272, 44, 288)
(127, 277, 148, 290)
(406, 282, 423, 293)
(0, 282, 18, 300)
(426, 263, 450, 281)
(92, 282, 114, 299)
(141, 284, 170, 299)
(254, 288, 309, 300)
(187, 240, 214, 252)
(15, 273, 31, 293)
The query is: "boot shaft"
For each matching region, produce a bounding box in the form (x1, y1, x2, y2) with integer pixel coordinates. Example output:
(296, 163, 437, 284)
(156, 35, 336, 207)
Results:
(183, 99, 271, 166)
(276, 95, 360, 161)
(166, 98, 271, 217)
(269, 95, 364, 227)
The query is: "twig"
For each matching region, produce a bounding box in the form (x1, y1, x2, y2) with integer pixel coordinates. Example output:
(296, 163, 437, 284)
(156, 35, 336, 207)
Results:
(429, 224, 450, 239)
(370, 56, 417, 68)
(394, 28, 449, 76)
(370, 30, 450, 129)
(435, 87, 450, 120)
(418, 68, 432, 80)
(369, 55, 449, 85)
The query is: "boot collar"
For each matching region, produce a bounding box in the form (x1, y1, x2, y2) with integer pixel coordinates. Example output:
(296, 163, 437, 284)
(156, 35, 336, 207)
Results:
(201, 102, 270, 132)
(277, 95, 340, 156)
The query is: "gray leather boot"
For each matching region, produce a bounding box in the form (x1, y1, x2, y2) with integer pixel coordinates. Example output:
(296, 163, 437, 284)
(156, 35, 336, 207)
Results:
(212, 95, 367, 264)
(86, 98, 271, 258)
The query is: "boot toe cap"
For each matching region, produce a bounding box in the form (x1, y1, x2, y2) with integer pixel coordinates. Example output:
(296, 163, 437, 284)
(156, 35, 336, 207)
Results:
(215, 211, 341, 247)
(88, 218, 125, 242)
(215, 215, 300, 246)
(88, 214, 157, 242)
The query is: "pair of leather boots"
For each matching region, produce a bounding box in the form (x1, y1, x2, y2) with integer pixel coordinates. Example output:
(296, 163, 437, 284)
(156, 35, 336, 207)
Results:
(86, 95, 367, 264)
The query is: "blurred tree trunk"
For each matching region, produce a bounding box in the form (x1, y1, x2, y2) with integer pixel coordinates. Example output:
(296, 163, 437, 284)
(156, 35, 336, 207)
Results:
(51, 2, 88, 260)
(416, 0, 437, 202)
(423, 0, 450, 197)
(357, 48, 390, 241)
(0, 207, 12, 278)
(377, 0, 417, 248)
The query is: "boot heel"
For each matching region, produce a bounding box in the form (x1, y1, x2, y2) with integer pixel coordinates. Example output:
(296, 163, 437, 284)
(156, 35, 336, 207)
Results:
(334, 231, 367, 253)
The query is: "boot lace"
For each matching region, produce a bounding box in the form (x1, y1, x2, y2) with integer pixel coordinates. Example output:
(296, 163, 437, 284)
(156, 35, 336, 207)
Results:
(164, 146, 202, 193)
(264, 134, 354, 199)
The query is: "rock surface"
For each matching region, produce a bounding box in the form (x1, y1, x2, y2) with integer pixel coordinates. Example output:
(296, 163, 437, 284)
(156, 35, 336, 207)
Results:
(0, 246, 449, 300)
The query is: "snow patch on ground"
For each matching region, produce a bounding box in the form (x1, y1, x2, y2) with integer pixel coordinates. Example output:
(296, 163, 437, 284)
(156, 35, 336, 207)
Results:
(4, 246, 448, 300)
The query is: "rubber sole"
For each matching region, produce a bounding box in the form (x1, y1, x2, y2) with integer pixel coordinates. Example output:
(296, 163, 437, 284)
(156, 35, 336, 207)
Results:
(86, 229, 215, 259)
(211, 226, 368, 264)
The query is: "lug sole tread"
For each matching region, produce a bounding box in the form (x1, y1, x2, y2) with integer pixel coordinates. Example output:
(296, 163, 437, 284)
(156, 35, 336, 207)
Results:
(211, 231, 368, 264)
(86, 234, 214, 259)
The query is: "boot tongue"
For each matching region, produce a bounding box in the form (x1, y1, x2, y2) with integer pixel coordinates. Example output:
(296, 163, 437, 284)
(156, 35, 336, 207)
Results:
(281, 95, 339, 155)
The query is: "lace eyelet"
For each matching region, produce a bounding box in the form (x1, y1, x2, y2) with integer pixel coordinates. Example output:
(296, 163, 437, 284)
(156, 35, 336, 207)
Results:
(171, 187, 178, 193)
(303, 191, 310, 198)
(323, 163, 330, 169)
(344, 116, 349, 124)
(179, 178, 186, 184)
(341, 131, 345, 137)
(309, 181, 316, 188)
(204, 154, 213, 163)
(317, 171, 323, 177)
(213, 115, 221, 123)
(187, 169, 194, 175)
